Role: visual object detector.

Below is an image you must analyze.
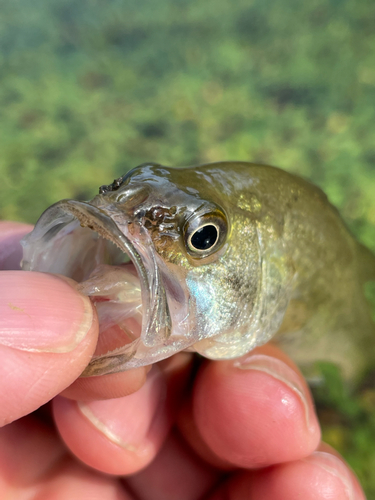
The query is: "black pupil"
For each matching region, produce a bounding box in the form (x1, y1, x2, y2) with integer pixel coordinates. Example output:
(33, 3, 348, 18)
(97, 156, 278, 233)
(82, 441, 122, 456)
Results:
(191, 225, 218, 251)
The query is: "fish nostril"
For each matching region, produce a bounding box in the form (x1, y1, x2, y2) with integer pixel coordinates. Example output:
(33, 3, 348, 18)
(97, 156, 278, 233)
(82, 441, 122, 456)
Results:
(99, 176, 126, 195)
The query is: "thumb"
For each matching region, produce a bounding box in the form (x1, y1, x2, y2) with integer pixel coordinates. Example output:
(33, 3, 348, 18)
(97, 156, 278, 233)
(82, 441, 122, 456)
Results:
(0, 271, 98, 425)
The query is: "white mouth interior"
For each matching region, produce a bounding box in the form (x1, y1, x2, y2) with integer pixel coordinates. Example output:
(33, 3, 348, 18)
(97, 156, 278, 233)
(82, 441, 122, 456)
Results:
(63, 222, 144, 359)
(24, 217, 144, 359)
(78, 262, 142, 358)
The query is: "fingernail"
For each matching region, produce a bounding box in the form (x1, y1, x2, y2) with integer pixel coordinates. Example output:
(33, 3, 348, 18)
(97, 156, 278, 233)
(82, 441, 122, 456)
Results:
(78, 369, 165, 455)
(0, 271, 93, 353)
(234, 354, 314, 431)
(304, 452, 355, 500)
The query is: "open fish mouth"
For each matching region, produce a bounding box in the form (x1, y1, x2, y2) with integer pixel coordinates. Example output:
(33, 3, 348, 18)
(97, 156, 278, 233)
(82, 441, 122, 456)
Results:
(21, 199, 174, 376)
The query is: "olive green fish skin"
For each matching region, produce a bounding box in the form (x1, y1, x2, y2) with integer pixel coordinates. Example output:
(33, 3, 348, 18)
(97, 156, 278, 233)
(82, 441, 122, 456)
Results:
(115, 161, 375, 382)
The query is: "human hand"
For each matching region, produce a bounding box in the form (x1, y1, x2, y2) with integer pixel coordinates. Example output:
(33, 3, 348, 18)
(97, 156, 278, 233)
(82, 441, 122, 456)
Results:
(0, 221, 366, 499)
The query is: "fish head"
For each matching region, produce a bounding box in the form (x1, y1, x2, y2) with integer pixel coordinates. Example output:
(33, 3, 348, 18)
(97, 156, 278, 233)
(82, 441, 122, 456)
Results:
(22, 162, 293, 375)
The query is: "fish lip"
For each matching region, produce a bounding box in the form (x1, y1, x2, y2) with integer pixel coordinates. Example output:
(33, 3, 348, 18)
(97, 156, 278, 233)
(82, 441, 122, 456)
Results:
(50, 199, 171, 355)
(56, 199, 150, 296)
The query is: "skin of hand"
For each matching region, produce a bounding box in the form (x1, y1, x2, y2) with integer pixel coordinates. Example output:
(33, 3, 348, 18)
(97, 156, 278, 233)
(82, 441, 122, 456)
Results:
(0, 221, 366, 500)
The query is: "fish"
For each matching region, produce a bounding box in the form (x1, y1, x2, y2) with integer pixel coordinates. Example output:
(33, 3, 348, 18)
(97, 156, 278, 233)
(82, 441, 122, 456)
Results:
(21, 162, 375, 381)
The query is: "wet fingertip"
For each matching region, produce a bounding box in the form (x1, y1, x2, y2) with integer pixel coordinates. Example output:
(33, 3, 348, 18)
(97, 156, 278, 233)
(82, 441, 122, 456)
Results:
(303, 452, 364, 500)
(193, 353, 321, 468)
(54, 368, 170, 475)
(0, 271, 96, 354)
(225, 451, 365, 500)
(77, 400, 153, 456)
(77, 367, 166, 451)
(233, 354, 317, 433)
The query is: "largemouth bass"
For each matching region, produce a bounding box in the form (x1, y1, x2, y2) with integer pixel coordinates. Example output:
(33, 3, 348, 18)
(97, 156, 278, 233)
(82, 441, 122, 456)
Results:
(21, 162, 375, 380)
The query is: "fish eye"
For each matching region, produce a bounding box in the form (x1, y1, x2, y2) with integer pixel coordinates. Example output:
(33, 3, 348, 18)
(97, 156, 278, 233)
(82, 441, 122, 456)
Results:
(189, 224, 219, 252)
(184, 211, 228, 258)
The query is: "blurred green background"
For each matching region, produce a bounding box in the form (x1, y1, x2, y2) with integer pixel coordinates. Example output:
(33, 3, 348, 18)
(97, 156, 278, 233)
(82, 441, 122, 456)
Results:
(1, 0, 375, 495)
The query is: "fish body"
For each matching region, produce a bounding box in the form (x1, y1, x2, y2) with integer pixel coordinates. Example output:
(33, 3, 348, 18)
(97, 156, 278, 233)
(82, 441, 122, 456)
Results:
(21, 162, 375, 380)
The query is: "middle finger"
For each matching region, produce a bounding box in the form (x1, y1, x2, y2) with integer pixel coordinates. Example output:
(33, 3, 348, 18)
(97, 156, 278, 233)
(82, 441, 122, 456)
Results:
(185, 344, 321, 469)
